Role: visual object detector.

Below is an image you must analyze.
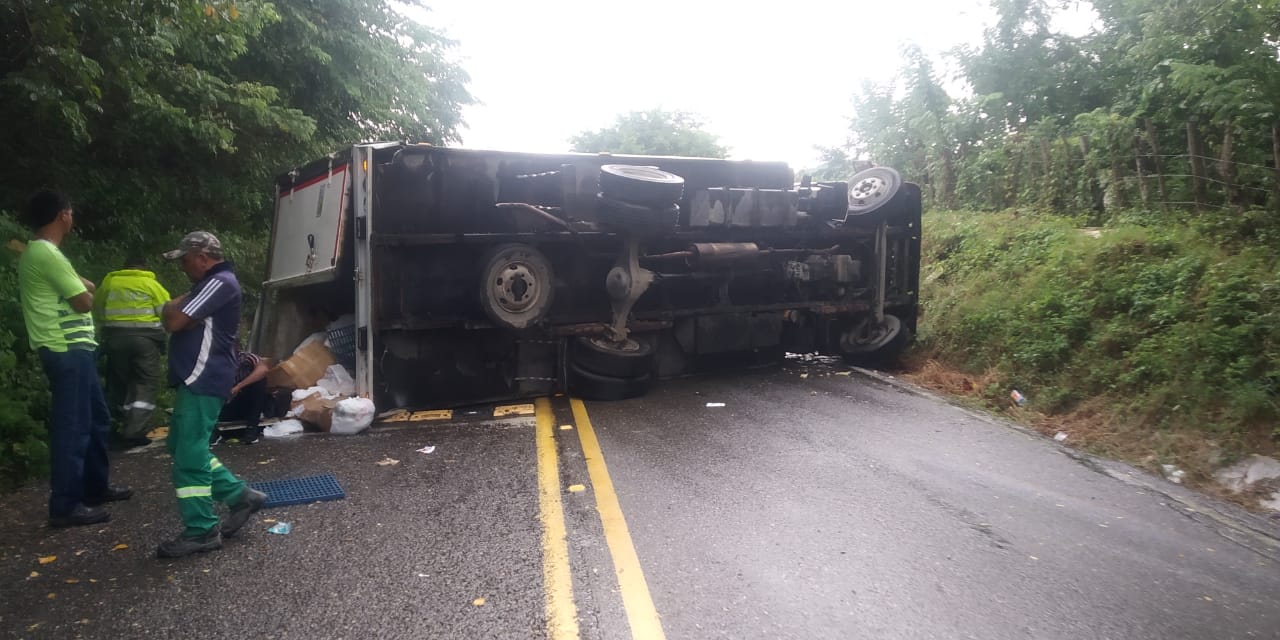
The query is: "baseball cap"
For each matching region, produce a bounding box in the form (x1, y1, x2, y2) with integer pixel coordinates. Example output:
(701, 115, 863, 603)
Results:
(163, 231, 224, 260)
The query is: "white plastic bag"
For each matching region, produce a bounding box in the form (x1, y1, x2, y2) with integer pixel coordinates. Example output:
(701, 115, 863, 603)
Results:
(263, 419, 306, 438)
(331, 397, 376, 435)
(316, 364, 354, 396)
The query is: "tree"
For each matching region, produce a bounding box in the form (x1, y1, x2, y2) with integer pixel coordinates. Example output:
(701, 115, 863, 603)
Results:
(569, 109, 728, 158)
(0, 0, 472, 239)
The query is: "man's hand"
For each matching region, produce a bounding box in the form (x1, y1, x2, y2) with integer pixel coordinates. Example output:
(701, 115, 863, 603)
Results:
(79, 276, 96, 294)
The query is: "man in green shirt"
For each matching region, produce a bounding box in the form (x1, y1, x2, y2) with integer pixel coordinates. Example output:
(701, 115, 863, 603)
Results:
(19, 191, 131, 528)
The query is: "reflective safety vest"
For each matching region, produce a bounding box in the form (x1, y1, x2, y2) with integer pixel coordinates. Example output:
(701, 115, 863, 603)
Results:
(95, 269, 171, 329)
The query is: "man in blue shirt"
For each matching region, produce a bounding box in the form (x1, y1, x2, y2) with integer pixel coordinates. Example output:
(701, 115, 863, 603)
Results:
(156, 231, 266, 559)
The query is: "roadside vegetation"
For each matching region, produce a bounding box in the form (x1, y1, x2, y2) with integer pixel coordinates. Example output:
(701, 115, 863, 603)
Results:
(909, 207, 1278, 485)
(810, 0, 1280, 493)
(0, 0, 471, 490)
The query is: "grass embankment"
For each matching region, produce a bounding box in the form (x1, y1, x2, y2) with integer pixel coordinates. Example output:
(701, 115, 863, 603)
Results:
(908, 208, 1279, 490)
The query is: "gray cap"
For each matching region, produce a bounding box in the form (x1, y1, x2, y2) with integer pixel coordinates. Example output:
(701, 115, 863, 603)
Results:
(163, 231, 224, 260)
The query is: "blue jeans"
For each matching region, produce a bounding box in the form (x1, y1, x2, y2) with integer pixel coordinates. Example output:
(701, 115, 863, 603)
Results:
(38, 347, 111, 517)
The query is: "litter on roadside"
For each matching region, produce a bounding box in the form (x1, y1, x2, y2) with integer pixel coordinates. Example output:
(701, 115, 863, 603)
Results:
(416, 446, 436, 454)
(1054, 432, 1068, 442)
(1161, 464, 1186, 484)
(1010, 390, 1027, 406)
(263, 419, 305, 438)
(267, 522, 292, 535)
(376, 457, 400, 466)
(705, 402, 726, 408)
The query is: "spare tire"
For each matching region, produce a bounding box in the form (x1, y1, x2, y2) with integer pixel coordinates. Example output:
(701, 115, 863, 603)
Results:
(846, 167, 902, 219)
(596, 194, 680, 234)
(600, 164, 685, 207)
(570, 336, 655, 378)
(567, 361, 652, 401)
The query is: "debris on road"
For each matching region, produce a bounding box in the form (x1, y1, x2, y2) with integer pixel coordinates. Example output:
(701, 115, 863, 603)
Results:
(416, 445, 436, 454)
(1010, 390, 1027, 406)
(376, 457, 400, 466)
(263, 419, 305, 438)
(37, 555, 55, 565)
(1054, 432, 1068, 442)
(1213, 455, 1280, 510)
(800, 373, 810, 379)
(473, 597, 486, 607)
(568, 484, 585, 493)
(267, 522, 292, 535)
(705, 402, 726, 408)
(1162, 464, 1187, 484)
(111, 544, 128, 551)
(331, 397, 376, 435)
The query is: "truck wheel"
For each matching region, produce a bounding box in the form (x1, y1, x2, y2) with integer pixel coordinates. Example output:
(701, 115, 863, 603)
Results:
(599, 164, 685, 207)
(840, 314, 911, 368)
(480, 243, 555, 330)
(571, 336, 655, 378)
(846, 167, 902, 219)
(567, 361, 652, 401)
(596, 194, 680, 233)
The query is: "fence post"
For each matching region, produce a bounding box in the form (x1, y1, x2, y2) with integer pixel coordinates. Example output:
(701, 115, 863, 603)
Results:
(1145, 118, 1169, 212)
(1272, 124, 1280, 211)
(1134, 134, 1150, 208)
(1187, 117, 1208, 212)
(1080, 134, 1105, 215)
(1219, 118, 1239, 208)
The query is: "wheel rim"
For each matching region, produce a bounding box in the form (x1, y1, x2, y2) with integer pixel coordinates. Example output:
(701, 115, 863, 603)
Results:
(587, 336, 643, 354)
(847, 167, 902, 214)
(492, 262, 540, 314)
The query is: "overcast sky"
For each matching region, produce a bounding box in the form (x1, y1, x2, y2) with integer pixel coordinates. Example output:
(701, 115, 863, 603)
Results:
(413, 1, 1097, 170)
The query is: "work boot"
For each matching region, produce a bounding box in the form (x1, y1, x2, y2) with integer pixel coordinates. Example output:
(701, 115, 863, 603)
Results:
(220, 488, 267, 538)
(49, 505, 111, 528)
(156, 529, 222, 559)
(85, 485, 133, 506)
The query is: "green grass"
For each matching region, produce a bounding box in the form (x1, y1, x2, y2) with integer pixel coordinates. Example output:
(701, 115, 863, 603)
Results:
(915, 208, 1279, 474)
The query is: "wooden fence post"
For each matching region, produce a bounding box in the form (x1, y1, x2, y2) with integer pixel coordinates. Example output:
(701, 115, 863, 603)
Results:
(1145, 118, 1168, 212)
(1187, 118, 1208, 212)
(1219, 118, 1239, 208)
(1272, 124, 1280, 211)
(1134, 134, 1150, 208)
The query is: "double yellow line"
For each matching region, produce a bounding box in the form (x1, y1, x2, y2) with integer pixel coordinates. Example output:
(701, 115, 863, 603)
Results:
(535, 397, 666, 640)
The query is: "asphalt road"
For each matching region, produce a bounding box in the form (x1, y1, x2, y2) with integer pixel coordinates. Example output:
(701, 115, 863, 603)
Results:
(1, 361, 1278, 639)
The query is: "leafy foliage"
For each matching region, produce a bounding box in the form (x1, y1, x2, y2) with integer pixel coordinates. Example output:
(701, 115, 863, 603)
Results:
(0, 0, 472, 489)
(570, 109, 728, 158)
(920, 209, 1280, 455)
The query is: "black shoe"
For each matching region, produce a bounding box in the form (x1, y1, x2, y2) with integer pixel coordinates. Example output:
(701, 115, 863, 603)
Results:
(220, 487, 267, 537)
(85, 485, 133, 506)
(49, 505, 111, 528)
(240, 429, 260, 445)
(156, 529, 222, 559)
(119, 436, 151, 451)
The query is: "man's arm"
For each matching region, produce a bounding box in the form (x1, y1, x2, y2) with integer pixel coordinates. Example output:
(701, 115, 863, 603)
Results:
(230, 358, 271, 397)
(162, 293, 192, 332)
(68, 291, 93, 313)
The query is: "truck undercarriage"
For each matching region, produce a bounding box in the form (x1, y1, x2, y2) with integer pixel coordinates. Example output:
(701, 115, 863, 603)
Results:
(253, 144, 921, 408)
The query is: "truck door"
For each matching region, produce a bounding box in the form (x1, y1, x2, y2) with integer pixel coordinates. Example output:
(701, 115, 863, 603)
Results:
(266, 162, 350, 286)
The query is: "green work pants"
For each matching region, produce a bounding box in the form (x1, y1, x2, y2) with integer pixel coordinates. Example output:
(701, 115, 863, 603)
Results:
(168, 386, 246, 536)
(102, 328, 164, 440)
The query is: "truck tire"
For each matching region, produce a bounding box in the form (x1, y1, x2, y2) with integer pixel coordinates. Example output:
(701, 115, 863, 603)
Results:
(596, 195, 680, 233)
(845, 167, 902, 220)
(841, 314, 912, 369)
(599, 164, 685, 207)
(567, 361, 652, 401)
(570, 336, 655, 378)
(479, 243, 555, 330)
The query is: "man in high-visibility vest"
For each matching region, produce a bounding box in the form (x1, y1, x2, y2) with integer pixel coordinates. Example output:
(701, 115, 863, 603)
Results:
(94, 255, 171, 449)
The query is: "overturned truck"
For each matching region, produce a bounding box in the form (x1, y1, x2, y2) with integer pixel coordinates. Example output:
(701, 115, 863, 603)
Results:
(251, 143, 921, 407)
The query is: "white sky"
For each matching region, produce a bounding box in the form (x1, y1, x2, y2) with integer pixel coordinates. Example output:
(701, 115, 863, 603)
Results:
(413, 1, 1098, 169)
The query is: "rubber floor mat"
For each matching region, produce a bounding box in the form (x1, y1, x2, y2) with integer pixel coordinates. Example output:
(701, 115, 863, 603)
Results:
(248, 474, 346, 508)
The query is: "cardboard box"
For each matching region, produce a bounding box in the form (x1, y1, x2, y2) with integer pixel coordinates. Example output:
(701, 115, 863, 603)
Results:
(293, 394, 337, 432)
(267, 341, 336, 389)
